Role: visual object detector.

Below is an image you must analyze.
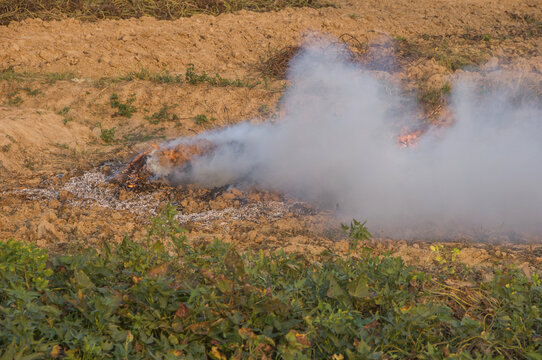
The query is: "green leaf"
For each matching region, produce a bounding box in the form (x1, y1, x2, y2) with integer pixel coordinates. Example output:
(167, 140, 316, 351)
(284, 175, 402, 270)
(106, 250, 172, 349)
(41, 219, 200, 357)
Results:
(347, 276, 370, 298)
(73, 269, 94, 289)
(0, 341, 17, 360)
(327, 276, 347, 299)
(216, 275, 234, 294)
(526, 352, 542, 360)
(225, 248, 245, 277)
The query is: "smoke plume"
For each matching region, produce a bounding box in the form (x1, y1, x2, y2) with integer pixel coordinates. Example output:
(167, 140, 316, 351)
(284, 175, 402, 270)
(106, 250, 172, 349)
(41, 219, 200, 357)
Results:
(150, 40, 542, 238)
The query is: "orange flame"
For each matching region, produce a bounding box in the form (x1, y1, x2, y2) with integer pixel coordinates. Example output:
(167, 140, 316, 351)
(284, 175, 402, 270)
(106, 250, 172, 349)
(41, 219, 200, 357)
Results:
(155, 140, 215, 168)
(397, 127, 424, 148)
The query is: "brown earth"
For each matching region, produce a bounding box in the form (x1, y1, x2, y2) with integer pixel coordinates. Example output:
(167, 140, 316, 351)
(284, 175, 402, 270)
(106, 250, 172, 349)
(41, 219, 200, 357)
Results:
(1, 0, 541, 273)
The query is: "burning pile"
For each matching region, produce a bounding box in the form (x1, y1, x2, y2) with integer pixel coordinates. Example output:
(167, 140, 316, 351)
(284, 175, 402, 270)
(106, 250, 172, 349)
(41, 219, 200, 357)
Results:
(116, 124, 429, 190)
(397, 126, 426, 147)
(116, 140, 215, 189)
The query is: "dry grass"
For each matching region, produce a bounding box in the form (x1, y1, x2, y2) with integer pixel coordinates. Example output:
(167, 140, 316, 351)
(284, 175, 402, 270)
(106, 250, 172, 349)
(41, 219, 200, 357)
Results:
(256, 45, 301, 79)
(0, 0, 333, 25)
(256, 33, 367, 79)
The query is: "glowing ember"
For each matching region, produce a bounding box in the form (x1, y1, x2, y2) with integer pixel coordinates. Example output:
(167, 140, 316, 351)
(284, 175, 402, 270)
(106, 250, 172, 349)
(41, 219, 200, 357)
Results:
(154, 140, 215, 168)
(397, 127, 425, 148)
(116, 140, 216, 189)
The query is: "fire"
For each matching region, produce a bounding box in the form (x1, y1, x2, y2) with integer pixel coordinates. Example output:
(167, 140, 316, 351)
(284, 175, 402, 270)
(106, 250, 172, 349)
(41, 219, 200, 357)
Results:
(397, 127, 425, 148)
(154, 140, 215, 168)
(116, 140, 216, 189)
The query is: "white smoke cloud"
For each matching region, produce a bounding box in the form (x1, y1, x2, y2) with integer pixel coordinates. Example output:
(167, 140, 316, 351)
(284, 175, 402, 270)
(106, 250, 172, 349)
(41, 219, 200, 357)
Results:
(152, 41, 542, 238)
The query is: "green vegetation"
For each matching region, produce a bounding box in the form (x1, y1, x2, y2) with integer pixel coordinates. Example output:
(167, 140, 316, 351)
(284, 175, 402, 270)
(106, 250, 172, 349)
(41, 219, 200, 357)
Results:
(1, 67, 262, 90)
(110, 93, 137, 118)
(23, 156, 35, 169)
(100, 127, 117, 144)
(121, 69, 183, 84)
(341, 219, 372, 252)
(0, 0, 332, 25)
(395, 38, 487, 71)
(185, 64, 260, 88)
(57, 106, 73, 125)
(46, 72, 76, 84)
(0, 67, 33, 82)
(22, 87, 41, 96)
(1, 206, 540, 359)
(7, 95, 23, 106)
(122, 129, 166, 144)
(1, 143, 11, 153)
(146, 105, 179, 125)
(418, 82, 452, 113)
(193, 114, 215, 125)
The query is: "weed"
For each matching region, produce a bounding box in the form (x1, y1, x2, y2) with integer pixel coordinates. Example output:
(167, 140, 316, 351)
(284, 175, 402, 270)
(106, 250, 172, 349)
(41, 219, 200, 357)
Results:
(22, 87, 41, 96)
(258, 104, 272, 117)
(1, 143, 11, 152)
(100, 127, 117, 144)
(45, 72, 75, 84)
(185, 64, 259, 88)
(122, 128, 165, 144)
(146, 104, 179, 124)
(430, 244, 460, 264)
(110, 93, 137, 118)
(193, 114, 215, 125)
(57, 106, 70, 116)
(430, 244, 463, 275)
(418, 82, 451, 112)
(0, 67, 19, 81)
(122, 68, 182, 83)
(57, 106, 73, 125)
(7, 95, 23, 106)
(23, 156, 35, 169)
(395, 38, 486, 71)
(53, 143, 70, 150)
(482, 34, 492, 41)
(342, 219, 372, 251)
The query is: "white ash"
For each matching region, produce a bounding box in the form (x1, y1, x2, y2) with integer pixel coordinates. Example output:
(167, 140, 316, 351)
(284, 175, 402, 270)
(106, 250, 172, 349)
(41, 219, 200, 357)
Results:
(12, 188, 58, 200)
(62, 172, 160, 215)
(175, 201, 296, 225)
(10, 170, 307, 224)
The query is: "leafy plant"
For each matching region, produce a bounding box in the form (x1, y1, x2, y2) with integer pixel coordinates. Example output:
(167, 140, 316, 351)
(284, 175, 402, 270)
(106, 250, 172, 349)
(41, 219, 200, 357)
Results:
(121, 68, 183, 83)
(45, 71, 75, 84)
(57, 106, 73, 125)
(185, 64, 259, 88)
(100, 126, 117, 143)
(193, 114, 215, 125)
(22, 87, 41, 96)
(145, 104, 179, 124)
(342, 219, 372, 251)
(110, 93, 137, 118)
(7, 95, 23, 106)
(0, 208, 540, 359)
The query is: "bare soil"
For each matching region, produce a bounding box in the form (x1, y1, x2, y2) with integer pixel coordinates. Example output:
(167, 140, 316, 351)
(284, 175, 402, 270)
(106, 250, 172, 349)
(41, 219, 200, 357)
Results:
(1, 0, 541, 272)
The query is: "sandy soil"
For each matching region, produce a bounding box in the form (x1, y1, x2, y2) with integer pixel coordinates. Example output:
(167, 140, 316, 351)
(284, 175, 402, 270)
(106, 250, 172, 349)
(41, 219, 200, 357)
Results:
(1, 0, 541, 272)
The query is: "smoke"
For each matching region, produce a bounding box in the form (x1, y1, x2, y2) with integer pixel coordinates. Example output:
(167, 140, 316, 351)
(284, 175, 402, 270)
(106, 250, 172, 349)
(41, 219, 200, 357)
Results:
(152, 40, 542, 237)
